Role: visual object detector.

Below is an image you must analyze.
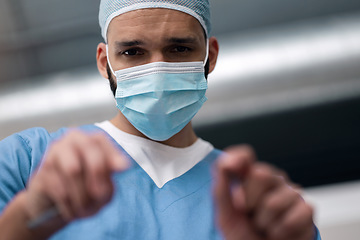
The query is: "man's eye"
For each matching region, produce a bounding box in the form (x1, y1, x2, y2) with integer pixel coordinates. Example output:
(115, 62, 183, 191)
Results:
(174, 46, 191, 53)
(122, 48, 143, 56)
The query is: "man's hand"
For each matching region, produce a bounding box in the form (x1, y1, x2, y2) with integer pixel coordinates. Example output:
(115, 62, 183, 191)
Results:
(213, 145, 315, 240)
(25, 130, 129, 229)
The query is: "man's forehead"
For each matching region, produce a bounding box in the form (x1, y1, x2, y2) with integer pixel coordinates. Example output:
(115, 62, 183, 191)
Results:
(107, 8, 205, 43)
(110, 8, 198, 25)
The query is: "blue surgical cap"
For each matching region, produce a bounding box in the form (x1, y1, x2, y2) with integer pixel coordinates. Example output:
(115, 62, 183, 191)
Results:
(99, 0, 211, 42)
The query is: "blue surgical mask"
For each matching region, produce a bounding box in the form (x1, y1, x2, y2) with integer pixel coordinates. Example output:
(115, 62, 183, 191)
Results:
(106, 45, 208, 141)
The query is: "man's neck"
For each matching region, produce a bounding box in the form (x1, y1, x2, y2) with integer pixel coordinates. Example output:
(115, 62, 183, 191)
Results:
(110, 112, 198, 148)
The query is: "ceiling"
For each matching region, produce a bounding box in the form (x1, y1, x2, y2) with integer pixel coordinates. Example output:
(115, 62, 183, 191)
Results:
(1, 0, 360, 85)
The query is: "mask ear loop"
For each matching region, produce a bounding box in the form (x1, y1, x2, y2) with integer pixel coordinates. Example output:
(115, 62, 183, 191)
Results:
(106, 44, 116, 77)
(203, 39, 209, 67)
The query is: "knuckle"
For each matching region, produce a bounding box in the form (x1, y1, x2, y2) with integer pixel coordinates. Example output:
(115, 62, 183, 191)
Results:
(254, 165, 273, 182)
(47, 141, 62, 156)
(304, 203, 314, 220)
(264, 196, 281, 213)
(62, 129, 89, 145)
(240, 145, 257, 161)
(225, 144, 256, 159)
(44, 140, 68, 163)
(281, 217, 297, 233)
(66, 163, 82, 177)
(86, 151, 105, 169)
(66, 129, 82, 138)
(53, 187, 68, 203)
(86, 161, 107, 182)
(239, 144, 255, 155)
(92, 132, 107, 141)
(41, 158, 53, 170)
(268, 225, 287, 239)
(89, 166, 103, 178)
(89, 145, 104, 159)
(287, 187, 300, 200)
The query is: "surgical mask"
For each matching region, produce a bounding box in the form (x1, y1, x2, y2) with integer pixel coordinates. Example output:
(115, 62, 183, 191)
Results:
(106, 44, 209, 141)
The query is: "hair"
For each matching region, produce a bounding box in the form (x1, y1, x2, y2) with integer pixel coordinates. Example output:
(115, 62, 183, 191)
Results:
(106, 60, 210, 97)
(106, 64, 118, 97)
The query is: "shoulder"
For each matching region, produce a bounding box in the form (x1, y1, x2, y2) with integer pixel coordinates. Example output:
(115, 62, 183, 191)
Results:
(1, 127, 68, 151)
(1, 127, 56, 153)
(7, 124, 103, 143)
(0, 127, 66, 211)
(0, 124, 104, 211)
(0, 124, 102, 167)
(0, 127, 67, 173)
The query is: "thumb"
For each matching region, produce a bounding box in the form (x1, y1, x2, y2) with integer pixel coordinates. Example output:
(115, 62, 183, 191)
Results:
(231, 182, 247, 213)
(213, 145, 255, 219)
(108, 149, 130, 172)
(92, 132, 130, 172)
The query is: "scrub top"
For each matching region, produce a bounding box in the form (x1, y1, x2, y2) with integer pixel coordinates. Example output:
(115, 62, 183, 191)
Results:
(0, 125, 321, 240)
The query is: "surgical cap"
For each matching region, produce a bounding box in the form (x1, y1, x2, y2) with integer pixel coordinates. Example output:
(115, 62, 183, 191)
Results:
(99, 0, 211, 42)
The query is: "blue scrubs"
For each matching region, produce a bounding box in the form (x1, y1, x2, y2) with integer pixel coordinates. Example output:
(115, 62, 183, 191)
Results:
(0, 125, 321, 239)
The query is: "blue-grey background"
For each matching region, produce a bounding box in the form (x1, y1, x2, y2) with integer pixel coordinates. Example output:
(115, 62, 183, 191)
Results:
(1, 0, 360, 83)
(1, 1, 360, 238)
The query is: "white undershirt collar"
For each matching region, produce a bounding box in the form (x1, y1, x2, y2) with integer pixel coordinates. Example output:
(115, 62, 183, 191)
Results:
(95, 121, 214, 188)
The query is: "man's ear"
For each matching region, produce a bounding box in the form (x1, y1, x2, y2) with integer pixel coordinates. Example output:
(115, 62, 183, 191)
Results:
(208, 36, 219, 74)
(96, 42, 109, 79)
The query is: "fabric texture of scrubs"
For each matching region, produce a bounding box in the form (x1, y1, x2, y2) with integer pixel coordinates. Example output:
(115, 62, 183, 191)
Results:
(0, 125, 321, 240)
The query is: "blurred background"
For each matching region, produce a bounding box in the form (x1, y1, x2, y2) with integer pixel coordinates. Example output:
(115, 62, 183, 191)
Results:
(1, 0, 360, 238)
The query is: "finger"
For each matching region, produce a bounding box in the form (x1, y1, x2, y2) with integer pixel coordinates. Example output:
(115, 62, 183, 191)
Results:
(254, 184, 300, 232)
(268, 199, 314, 240)
(79, 138, 114, 204)
(214, 145, 255, 216)
(58, 131, 124, 208)
(244, 163, 282, 213)
(231, 183, 246, 212)
(213, 146, 255, 227)
(64, 131, 116, 214)
(42, 162, 75, 222)
(44, 130, 127, 219)
(220, 145, 255, 181)
(51, 140, 89, 219)
(92, 133, 130, 172)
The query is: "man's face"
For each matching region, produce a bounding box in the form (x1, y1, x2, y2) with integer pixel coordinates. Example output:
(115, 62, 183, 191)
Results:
(106, 8, 207, 71)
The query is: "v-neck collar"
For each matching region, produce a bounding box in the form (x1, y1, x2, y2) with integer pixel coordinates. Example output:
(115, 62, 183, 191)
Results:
(95, 121, 214, 188)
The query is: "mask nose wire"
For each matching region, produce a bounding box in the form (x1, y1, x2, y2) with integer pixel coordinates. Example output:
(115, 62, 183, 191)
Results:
(106, 44, 116, 77)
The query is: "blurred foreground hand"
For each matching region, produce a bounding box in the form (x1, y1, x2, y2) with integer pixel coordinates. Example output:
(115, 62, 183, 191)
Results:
(214, 145, 315, 240)
(25, 130, 129, 228)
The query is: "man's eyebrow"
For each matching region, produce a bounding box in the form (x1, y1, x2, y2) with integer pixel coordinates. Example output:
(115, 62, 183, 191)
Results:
(115, 40, 144, 47)
(166, 37, 198, 44)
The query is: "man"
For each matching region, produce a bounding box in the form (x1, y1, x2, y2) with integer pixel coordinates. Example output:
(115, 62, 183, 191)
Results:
(0, 0, 320, 239)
